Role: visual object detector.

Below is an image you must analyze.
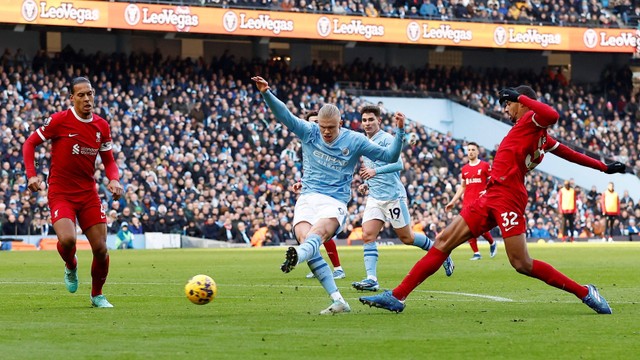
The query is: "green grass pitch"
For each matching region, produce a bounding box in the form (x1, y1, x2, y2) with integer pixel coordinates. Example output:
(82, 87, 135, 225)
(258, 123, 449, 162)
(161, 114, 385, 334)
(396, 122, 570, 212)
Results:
(1, 243, 639, 359)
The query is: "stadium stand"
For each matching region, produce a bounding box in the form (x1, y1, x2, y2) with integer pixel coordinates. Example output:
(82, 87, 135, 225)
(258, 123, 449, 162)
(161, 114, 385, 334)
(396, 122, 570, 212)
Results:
(1, 48, 638, 245)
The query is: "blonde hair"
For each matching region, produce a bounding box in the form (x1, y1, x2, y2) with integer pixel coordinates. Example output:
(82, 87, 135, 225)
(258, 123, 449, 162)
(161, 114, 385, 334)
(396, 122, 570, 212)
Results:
(318, 104, 341, 123)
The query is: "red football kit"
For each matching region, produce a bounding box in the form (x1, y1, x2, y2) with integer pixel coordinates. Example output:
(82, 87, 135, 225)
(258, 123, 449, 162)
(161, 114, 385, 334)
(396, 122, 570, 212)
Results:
(460, 97, 607, 238)
(460, 160, 491, 207)
(23, 108, 119, 231)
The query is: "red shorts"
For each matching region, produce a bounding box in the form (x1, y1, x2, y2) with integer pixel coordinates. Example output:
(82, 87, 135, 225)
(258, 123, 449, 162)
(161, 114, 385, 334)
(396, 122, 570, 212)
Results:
(48, 191, 106, 232)
(460, 185, 527, 238)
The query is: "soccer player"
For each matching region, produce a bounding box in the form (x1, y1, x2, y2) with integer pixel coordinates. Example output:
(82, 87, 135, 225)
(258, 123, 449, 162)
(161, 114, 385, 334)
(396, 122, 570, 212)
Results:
(298, 110, 346, 281)
(352, 105, 454, 292)
(252, 75, 404, 314)
(360, 85, 625, 314)
(23, 77, 123, 308)
(445, 142, 498, 260)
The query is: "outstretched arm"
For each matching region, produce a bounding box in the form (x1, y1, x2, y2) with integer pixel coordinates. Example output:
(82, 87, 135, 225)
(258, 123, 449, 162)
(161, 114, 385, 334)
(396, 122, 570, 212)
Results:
(549, 141, 607, 172)
(252, 76, 310, 138)
(360, 112, 406, 163)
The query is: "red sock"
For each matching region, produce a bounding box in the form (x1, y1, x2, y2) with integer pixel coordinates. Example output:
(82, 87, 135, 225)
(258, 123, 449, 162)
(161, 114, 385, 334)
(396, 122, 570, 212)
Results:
(323, 239, 341, 268)
(393, 247, 449, 301)
(531, 259, 588, 299)
(57, 241, 77, 270)
(469, 238, 479, 253)
(483, 232, 495, 245)
(91, 254, 110, 297)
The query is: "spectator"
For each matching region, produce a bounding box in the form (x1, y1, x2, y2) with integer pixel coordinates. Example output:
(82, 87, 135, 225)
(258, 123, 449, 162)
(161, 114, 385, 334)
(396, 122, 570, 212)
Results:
(233, 222, 253, 244)
(531, 219, 552, 239)
(115, 222, 134, 249)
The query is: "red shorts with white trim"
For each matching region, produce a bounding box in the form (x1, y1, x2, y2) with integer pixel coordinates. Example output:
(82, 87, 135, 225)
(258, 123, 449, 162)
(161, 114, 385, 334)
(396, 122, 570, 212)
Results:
(460, 185, 527, 239)
(48, 191, 106, 232)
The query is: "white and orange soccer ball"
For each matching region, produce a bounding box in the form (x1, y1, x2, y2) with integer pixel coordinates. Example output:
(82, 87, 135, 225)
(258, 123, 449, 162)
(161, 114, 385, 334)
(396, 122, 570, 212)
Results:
(184, 274, 218, 305)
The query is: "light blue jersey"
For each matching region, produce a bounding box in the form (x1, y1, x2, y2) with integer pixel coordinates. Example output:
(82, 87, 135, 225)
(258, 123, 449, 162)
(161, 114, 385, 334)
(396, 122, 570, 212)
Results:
(363, 130, 406, 201)
(262, 90, 404, 204)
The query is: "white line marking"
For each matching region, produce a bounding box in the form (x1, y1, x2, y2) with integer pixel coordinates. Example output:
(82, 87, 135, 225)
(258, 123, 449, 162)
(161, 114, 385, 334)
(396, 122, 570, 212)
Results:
(0, 280, 513, 302)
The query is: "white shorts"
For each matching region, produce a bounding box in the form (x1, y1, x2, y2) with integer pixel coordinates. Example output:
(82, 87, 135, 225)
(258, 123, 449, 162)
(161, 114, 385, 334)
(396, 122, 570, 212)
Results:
(293, 193, 348, 234)
(362, 197, 410, 229)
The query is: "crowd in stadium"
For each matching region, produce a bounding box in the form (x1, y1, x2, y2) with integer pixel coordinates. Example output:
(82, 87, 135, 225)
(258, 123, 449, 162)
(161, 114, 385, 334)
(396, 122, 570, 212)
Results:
(0, 47, 638, 244)
(147, 0, 640, 27)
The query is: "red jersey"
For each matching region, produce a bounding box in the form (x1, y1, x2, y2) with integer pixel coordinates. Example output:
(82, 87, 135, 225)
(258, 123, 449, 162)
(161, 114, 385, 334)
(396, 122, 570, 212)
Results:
(489, 98, 559, 206)
(34, 108, 113, 195)
(461, 160, 490, 206)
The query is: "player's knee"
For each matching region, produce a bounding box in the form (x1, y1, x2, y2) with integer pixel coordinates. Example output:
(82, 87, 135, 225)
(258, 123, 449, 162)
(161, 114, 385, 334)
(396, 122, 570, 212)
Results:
(509, 258, 532, 275)
(57, 234, 76, 246)
(398, 233, 414, 245)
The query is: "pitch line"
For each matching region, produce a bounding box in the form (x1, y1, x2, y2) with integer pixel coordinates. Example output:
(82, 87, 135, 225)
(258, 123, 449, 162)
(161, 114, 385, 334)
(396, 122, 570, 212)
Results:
(0, 280, 513, 302)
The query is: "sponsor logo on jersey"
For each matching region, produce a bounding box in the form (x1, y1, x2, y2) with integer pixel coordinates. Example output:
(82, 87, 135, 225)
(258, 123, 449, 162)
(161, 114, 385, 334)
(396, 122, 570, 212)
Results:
(72, 143, 99, 156)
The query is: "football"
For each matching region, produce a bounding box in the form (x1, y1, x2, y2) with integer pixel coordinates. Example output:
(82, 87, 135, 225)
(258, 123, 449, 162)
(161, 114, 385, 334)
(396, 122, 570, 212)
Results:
(184, 274, 218, 305)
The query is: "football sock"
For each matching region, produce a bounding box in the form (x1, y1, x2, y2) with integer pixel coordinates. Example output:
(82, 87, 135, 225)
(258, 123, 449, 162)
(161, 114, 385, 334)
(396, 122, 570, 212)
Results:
(57, 241, 77, 270)
(393, 247, 449, 301)
(91, 254, 110, 297)
(483, 232, 495, 245)
(531, 259, 588, 299)
(469, 238, 479, 253)
(297, 234, 322, 264)
(412, 232, 432, 251)
(334, 266, 343, 272)
(308, 254, 338, 296)
(330, 291, 345, 302)
(323, 239, 341, 267)
(363, 242, 378, 280)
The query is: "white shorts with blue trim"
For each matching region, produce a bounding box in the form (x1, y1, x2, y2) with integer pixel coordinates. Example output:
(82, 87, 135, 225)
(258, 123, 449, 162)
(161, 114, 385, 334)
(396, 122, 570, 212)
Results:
(362, 196, 410, 229)
(293, 193, 348, 234)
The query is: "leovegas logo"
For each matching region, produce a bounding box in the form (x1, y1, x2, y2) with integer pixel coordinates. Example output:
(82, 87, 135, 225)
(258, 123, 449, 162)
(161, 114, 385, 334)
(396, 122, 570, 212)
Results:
(21, 0, 99, 24)
(406, 22, 472, 43)
(316, 16, 384, 40)
(493, 26, 507, 46)
(21, 0, 38, 22)
(123, 4, 198, 32)
(223, 11, 293, 35)
(583, 28, 637, 49)
(124, 4, 141, 26)
(494, 26, 560, 48)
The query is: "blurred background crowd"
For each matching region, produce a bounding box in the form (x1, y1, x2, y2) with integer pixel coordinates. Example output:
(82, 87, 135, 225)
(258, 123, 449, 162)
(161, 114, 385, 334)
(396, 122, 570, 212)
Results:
(1, 46, 638, 244)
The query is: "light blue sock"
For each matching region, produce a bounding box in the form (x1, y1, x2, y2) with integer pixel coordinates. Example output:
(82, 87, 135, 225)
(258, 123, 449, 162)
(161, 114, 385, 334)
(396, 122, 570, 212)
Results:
(308, 255, 338, 296)
(297, 234, 322, 264)
(412, 232, 433, 251)
(363, 242, 378, 280)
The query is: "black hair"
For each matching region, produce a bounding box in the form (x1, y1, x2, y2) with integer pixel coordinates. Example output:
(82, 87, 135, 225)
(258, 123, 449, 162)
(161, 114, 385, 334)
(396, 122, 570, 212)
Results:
(468, 141, 479, 149)
(71, 77, 91, 94)
(515, 85, 536, 100)
(304, 110, 318, 121)
(360, 105, 381, 117)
